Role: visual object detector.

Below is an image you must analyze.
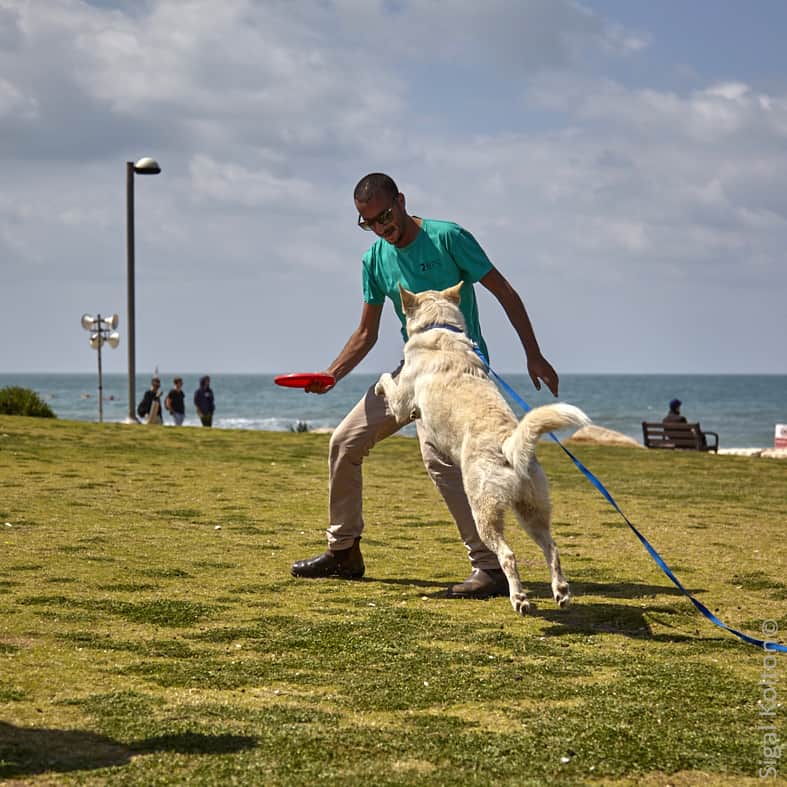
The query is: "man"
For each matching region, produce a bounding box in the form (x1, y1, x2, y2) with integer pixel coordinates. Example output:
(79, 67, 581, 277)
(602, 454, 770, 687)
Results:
(662, 396, 707, 448)
(137, 376, 163, 425)
(194, 375, 215, 427)
(165, 377, 186, 426)
(291, 173, 559, 599)
(663, 398, 687, 424)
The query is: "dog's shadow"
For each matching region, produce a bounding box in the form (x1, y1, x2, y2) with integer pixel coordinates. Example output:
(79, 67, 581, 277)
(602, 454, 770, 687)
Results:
(535, 600, 672, 641)
(367, 576, 707, 642)
(526, 580, 710, 642)
(370, 575, 699, 598)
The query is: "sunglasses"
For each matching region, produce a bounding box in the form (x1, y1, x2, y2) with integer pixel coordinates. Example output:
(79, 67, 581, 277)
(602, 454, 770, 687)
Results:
(357, 196, 398, 231)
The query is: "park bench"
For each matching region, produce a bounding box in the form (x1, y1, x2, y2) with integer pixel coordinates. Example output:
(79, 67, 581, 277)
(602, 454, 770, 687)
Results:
(641, 421, 719, 452)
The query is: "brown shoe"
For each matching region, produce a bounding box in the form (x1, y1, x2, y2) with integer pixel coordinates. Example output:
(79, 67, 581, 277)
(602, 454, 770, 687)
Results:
(291, 537, 365, 580)
(446, 568, 508, 599)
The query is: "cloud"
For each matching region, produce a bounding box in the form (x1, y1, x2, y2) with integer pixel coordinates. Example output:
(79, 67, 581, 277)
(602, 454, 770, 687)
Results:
(189, 155, 314, 209)
(509, 72, 787, 276)
(331, 0, 645, 72)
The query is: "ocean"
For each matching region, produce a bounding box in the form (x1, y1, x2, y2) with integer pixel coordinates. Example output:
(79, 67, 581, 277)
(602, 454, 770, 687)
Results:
(2, 372, 785, 450)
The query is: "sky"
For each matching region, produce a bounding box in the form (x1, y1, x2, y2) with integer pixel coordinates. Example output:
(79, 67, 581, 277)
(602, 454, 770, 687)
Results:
(2, 0, 787, 376)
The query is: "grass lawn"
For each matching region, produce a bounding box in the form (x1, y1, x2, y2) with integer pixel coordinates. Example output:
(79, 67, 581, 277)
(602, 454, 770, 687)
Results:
(1, 415, 785, 786)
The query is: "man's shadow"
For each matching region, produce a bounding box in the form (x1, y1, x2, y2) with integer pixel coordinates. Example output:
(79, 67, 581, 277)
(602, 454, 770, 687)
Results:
(0, 722, 256, 780)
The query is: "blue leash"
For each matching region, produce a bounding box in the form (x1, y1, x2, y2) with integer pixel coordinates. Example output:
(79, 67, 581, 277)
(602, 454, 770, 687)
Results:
(474, 348, 786, 653)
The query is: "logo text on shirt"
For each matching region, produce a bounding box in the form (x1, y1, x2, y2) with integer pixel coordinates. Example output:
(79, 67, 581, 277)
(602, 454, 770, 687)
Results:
(420, 260, 441, 272)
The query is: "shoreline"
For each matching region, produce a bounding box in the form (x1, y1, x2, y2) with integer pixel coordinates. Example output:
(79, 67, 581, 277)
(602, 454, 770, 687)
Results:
(718, 447, 787, 458)
(568, 424, 787, 458)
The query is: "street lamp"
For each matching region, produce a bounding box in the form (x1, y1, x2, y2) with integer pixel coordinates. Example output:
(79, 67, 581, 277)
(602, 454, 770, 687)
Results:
(81, 313, 120, 423)
(126, 156, 161, 424)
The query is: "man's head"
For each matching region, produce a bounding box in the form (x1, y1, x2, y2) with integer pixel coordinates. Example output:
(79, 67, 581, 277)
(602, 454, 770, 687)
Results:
(151, 377, 161, 389)
(354, 173, 398, 204)
(173, 377, 182, 388)
(669, 398, 682, 412)
(354, 173, 415, 248)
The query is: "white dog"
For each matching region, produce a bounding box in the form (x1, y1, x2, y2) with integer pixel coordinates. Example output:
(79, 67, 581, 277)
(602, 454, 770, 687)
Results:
(374, 282, 589, 616)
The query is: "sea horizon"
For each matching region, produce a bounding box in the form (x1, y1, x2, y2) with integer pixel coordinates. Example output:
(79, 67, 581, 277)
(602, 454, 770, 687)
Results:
(2, 371, 786, 451)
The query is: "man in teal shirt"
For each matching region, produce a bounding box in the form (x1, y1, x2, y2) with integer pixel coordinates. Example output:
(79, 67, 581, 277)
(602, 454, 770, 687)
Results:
(291, 173, 560, 599)
(361, 216, 492, 359)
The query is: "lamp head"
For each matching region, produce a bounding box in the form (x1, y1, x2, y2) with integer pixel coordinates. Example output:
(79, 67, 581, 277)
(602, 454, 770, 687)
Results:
(133, 157, 161, 175)
(101, 314, 119, 330)
(106, 331, 120, 349)
(81, 313, 97, 331)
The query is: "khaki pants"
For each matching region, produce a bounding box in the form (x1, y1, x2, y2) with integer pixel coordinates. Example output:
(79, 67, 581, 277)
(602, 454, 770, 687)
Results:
(326, 368, 500, 570)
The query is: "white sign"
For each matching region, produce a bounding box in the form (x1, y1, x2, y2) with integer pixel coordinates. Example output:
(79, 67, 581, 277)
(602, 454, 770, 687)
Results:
(775, 423, 787, 449)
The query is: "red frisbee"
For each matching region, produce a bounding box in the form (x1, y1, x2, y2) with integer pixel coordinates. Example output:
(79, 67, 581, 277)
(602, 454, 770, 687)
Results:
(274, 372, 336, 390)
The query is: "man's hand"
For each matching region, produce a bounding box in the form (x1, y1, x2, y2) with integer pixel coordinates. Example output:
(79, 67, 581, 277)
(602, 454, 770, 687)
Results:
(305, 373, 336, 395)
(528, 356, 559, 397)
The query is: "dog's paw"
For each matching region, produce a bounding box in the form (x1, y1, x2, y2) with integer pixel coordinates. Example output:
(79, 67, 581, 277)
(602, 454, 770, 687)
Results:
(553, 583, 572, 609)
(510, 592, 532, 616)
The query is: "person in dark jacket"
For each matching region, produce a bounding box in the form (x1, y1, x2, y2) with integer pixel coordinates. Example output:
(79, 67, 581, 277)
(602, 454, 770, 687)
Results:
(662, 397, 707, 448)
(194, 375, 215, 427)
(663, 398, 687, 424)
(165, 377, 186, 426)
(137, 377, 163, 424)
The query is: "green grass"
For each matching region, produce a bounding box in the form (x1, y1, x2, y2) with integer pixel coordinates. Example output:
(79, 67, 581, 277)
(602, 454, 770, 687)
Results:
(0, 415, 785, 786)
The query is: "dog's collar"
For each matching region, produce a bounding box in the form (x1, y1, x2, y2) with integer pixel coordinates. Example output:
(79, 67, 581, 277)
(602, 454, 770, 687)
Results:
(416, 322, 465, 335)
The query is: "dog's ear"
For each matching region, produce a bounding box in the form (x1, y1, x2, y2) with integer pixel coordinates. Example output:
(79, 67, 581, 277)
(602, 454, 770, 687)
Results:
(443, 281, 463, 304)
(398, 283, 417, 311)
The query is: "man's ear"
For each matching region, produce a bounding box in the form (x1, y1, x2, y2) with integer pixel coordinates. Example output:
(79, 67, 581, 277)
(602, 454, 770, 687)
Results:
(443, 281, 463, 304)
(398, 283, 416, 311)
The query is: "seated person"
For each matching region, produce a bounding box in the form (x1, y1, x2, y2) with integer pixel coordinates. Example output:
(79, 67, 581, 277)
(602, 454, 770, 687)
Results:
(663, 398, 709, 448)
(663, 398, 687, 424)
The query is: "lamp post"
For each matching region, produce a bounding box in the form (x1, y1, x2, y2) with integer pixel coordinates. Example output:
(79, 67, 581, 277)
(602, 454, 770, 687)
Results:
(126, 156, 161, 423)
(81, 313, 120, 423)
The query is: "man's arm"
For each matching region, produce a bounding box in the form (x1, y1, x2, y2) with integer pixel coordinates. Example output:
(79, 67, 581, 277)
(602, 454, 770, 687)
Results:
(479, 267, 559, 396)
(306, 302, 383, 394)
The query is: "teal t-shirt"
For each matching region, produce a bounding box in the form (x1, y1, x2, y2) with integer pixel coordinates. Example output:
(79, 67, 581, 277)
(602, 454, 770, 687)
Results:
(361, 219, 492, 357)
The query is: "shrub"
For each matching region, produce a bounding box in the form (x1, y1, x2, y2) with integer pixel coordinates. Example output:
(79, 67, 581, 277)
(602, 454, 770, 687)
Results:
(0, 386, 56, 418)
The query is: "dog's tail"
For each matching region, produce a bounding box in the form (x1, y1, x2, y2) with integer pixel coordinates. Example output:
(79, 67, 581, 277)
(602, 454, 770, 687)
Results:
(502, 403, 589, 477)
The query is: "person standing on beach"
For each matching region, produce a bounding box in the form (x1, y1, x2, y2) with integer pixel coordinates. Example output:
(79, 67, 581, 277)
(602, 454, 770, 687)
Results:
(165, 377, 186, 426)
(137, 376, 163, 425)
(194, 375, 215, 427)
(290, 172, 559, 600)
